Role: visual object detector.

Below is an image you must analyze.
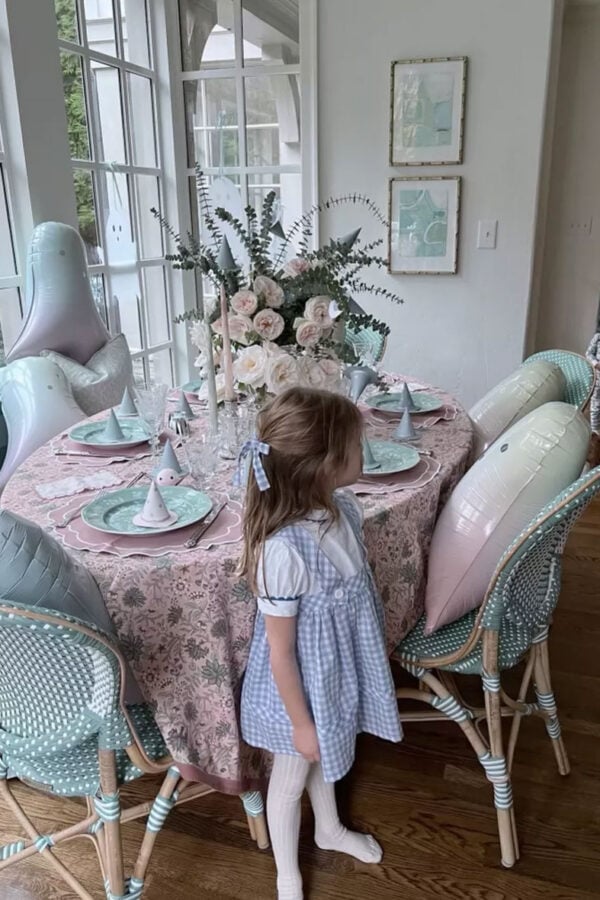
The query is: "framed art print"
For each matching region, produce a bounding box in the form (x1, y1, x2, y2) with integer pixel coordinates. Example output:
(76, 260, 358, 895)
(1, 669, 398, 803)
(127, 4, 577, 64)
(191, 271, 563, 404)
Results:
(388, 175, 461, 274)
(389, 57, 467, 166)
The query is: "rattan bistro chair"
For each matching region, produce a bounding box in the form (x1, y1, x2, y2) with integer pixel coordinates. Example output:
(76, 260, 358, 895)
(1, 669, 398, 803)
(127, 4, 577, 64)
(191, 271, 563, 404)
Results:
(0, 602, 268, 900)
(394, 466, 600, 869)
(524, 349, 595, 411)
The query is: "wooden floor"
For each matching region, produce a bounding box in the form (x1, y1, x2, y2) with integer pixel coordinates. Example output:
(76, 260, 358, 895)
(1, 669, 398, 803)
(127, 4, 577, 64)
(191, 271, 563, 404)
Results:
(2, 500, 600, 899)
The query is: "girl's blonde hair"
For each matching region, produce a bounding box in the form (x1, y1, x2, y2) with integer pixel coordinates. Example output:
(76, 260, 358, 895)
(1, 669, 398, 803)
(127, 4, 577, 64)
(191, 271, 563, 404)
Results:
(239, 386, 363, 592)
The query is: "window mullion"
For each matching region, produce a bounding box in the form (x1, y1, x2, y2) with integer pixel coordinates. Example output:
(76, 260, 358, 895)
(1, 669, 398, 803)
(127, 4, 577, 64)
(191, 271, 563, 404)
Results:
(233, 0, 248, 208)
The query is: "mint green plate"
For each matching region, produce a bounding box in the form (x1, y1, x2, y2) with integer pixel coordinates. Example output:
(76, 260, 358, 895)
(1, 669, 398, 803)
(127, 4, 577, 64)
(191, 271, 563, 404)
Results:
(81, 486, 212, 536)
(362, 440, 420, 476)
(69, 419, 150, 449)
(366, 391, 444, 414)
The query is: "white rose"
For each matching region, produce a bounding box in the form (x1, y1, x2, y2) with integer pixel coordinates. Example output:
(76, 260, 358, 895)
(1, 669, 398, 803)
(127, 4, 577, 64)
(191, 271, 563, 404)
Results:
(263, 341, 286, 357)
(253, 275, 284, 309)
(230, 290, 258, 316)
(299, 357, 326, 389)
(295, 318, 322, 347)
(266, 353, 299, 394)
(233, 344, 267, 388)
(212, 313, 253, 346)
(304, 296, 332, 330)
(189, 319, 211, 351)
(319, 357, 342, 391)
(198, 372, 226, 404)
(253, 308, 285, 341)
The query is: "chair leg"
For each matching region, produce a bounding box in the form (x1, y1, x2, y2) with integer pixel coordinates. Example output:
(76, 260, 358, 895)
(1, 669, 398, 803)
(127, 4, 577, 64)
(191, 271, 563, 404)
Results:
(399, 665, 519, 866)
(533, 639, 570, 776)
(240, 791, 269, 849)
(482, 671, 519, 867)
(97, 750, 125, 899)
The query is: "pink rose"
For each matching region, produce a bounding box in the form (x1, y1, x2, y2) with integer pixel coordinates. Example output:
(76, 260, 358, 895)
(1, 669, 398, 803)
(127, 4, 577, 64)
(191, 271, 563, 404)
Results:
(283, 257, 312, 277)
(299, 357, 326, 389)
(304, 295, 332, 330)
(253, 275, 284, 309)
(212, 313, 253, 346)
(295, 318, 322, 347)
(230, 290, 258, 316)
(253, 308, 285, 341)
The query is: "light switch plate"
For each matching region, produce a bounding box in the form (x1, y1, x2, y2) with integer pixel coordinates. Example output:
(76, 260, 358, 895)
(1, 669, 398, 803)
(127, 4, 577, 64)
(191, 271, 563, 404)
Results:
(477, 219, 498, 249)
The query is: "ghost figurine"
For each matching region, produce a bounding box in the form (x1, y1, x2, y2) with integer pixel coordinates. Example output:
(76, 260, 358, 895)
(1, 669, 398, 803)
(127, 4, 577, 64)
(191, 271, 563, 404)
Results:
(105, 202, 139, 345)
(156, 467, 181, 487)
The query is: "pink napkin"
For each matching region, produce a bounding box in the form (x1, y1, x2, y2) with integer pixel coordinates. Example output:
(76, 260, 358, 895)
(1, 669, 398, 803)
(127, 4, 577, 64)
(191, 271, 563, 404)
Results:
(36, 470, 124, 499)
(47, 495, 242, 558)
(349, 456, 441, 494)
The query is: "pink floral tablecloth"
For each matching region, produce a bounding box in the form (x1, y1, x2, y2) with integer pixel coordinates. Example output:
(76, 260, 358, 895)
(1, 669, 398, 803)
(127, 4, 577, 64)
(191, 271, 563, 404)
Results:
(1, 383, 473, 794)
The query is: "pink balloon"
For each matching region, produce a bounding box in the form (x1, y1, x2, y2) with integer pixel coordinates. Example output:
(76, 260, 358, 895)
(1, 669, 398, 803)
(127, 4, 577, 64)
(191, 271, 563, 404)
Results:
(7, 222, 109, 365)
(425, 402, 590, 634)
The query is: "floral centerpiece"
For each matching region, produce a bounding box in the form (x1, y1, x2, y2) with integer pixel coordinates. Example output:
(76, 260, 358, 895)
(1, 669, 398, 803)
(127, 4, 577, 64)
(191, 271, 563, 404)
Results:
(153, 166, 402, 401)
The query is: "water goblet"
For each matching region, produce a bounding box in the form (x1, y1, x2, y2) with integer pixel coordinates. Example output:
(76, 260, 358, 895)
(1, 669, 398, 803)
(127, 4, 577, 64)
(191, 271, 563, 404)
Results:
(134, 383, 168, 462)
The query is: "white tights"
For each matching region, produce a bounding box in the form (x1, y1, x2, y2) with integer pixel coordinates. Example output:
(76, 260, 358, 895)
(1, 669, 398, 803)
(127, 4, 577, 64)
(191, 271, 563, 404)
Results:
(267, 754, 382, 900)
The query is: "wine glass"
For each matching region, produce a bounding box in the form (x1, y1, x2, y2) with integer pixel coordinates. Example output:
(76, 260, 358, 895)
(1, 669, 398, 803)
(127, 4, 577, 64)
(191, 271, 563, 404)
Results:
(184, 433, 221, 493)
(134, 383, 168, 461)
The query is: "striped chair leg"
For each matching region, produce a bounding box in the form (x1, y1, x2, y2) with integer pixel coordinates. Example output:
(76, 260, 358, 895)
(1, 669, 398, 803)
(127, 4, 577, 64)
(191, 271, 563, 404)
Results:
(533, 639, 570, 776)
(127, 766, 182, 896)
(97, 751, 125, 899)
(482, 670, 519, 867)
(240, 791, 269, 849)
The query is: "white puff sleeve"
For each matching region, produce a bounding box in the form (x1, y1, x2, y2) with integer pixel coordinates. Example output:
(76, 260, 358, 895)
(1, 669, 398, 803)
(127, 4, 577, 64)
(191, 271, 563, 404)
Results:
(256, 538, 309, 618)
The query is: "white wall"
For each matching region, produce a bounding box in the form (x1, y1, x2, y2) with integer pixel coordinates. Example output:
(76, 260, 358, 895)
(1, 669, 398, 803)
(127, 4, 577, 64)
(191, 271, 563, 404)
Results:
(535, 2, 600, 355)
(317, 0, 557, 408)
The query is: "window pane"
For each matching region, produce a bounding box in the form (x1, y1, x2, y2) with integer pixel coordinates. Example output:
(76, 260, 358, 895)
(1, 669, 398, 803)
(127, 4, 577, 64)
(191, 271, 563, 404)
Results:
(100, 171, 135, 261)
(113, 273, 143, 354)
(121, 0, 151, 68)
(135, 175, 162, 259)
(0, 287, 23, 366)
(83, 0, 117, 57)
(60, 51, 91, 161)
(179, 0, 235, 70)
(128, 73, 157, 168)
(244, 74, 300, 167)
(74, 169, 104, 264)
(0, 168, 17, 278)
(90, 62, 126, 163)
(146, 347, 173, 386)
(247, 171, 301, 234)
(242, 0, 299, 66)
(90, 272, 108, 327)
(142, 266, 170, 346)
(184, 79, 239, 168)
(55, 0, 80, 42)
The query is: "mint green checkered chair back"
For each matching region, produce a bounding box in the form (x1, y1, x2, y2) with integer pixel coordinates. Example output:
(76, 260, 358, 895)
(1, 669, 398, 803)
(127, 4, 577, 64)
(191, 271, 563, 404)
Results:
(525, 349, 595, 410)
(345, 324, 387, 365)
(0, 601, 133, 789)
(480, 466, 600, 635)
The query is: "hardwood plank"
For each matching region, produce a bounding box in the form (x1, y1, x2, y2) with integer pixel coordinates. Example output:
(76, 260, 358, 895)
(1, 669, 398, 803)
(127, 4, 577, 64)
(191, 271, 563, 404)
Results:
(2, 499, 600, 898)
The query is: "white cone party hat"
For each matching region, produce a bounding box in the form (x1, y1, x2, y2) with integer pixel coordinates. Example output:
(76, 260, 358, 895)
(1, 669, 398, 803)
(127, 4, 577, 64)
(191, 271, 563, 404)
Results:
(118, 385, 137, 417)
(132, 480, 178, 528)
(158, 438, 183, 474)
(101, 409, 126, 442)
(394, 409, 419, 442)
(177, 390, 196, 420)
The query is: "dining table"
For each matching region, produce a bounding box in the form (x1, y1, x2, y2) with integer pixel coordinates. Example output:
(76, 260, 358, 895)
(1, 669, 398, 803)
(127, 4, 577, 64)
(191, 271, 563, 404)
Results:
(1, 374, 473, 796)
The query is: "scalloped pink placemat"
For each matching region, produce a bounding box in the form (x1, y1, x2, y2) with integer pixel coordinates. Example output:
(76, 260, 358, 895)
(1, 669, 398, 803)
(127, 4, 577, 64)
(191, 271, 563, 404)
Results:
(47, 495, 242, 557)
(349, 455, 441, 495)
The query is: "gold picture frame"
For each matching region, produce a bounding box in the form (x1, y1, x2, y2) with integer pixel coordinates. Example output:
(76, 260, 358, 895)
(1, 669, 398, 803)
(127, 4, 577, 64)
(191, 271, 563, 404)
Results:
(389, 57, 467, 166)
(388, 175, 461, 275)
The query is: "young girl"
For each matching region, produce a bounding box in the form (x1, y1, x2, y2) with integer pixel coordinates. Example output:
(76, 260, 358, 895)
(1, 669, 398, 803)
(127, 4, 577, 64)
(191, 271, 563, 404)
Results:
(238, 387, 402, 900)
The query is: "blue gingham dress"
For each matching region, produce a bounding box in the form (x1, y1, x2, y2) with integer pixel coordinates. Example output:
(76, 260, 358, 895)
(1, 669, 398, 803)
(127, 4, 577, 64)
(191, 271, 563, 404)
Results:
(241, 491, 402, 783)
